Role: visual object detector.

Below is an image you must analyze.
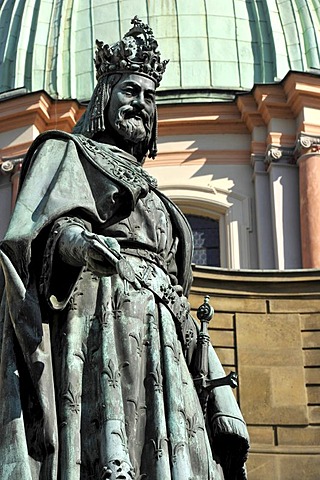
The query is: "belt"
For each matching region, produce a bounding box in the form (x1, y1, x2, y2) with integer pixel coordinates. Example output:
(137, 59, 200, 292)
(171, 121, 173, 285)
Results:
(118, 253, 191, 339)
(132, 258, 190, 328)
(83, 232, 190, 330)
(120, 246, 169, 273)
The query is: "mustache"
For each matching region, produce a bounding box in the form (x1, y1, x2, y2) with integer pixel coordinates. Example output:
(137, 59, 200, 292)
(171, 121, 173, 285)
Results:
(113, 105, 152, 144)
(116, 105, 151, 126)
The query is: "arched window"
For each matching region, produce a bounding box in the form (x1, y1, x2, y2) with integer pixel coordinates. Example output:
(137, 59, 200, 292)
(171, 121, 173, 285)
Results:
(185, 214, 220, 267)
(159, 184, 252, 269)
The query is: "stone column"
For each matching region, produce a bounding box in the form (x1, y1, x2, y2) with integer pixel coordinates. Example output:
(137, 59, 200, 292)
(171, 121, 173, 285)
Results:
(252, 155, 275, 269)
(296, 134, 320, 268)
(266, 146, 301, 269)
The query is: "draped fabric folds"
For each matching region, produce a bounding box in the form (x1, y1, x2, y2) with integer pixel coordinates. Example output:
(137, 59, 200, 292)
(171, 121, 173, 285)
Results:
(0, 132, 249, 479)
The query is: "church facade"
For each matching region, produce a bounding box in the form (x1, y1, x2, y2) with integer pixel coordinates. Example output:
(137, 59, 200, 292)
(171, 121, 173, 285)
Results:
(1, 1, 320, 477)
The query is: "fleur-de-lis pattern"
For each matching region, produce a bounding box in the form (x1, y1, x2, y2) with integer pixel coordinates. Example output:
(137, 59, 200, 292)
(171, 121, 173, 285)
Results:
(149, 363, 163, 393)
(150, 432, 168, 461)
(111, 426, 129, 454)
(98, 304, 112, 329)
(73, 341, 88, 363)
(171, 441, 185, 463)
(129, 331, 143, 357)
(102, 359, 129, 388)
(63, 384, 81, 414)
(164, 341, 180, 364)
(68, 287, 84, 310)
(179, 410, 204, 439)
(28, 188, 226, 479)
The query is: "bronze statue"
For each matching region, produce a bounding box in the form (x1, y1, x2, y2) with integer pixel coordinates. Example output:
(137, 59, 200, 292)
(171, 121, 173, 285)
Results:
(0, 17, 249, 479)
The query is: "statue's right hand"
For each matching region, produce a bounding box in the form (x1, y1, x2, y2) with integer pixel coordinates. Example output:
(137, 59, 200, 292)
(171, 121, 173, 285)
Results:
(58, 225, 120, 276)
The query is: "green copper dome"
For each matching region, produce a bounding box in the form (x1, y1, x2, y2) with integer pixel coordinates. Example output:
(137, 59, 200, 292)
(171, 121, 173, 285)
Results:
(0, 0, 319, 102)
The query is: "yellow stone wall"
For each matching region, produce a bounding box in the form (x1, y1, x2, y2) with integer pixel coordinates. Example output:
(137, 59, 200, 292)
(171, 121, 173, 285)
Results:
(190, 267, 320, 480)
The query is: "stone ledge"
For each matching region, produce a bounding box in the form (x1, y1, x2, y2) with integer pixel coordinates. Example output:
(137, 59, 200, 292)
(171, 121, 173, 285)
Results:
(247, 451, 320, 480)
(309, 406, 320, 423)
(305, 367, 320, 384)
(190, 293, 267, 313)
(247, 426, 275, 445)
(277, 426, 320, 446)
(191, 266, 320, 298)
(249, 445, 320, 454)
(209, 329, 234, 347)
(214, 347, 235, 366)
(307, 386, 320, 404)
(304, 350, 320, 367)
(301, 314, 320, 330)
(190, 309, 235, 332)
(302, 331, 320, 348)
(270, 299, 320, 313)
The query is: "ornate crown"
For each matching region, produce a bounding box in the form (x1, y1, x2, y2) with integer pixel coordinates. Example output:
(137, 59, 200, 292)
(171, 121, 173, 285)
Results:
(94, 16, 169, 87)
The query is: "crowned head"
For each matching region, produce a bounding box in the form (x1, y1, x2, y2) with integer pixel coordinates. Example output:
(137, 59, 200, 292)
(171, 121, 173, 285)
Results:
(73, 17, 168, 164)
(94, 16, 168, 87)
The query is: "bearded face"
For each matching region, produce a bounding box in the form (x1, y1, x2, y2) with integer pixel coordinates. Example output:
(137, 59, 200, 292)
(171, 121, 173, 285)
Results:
(114, 104, 152, 144)
(107, 73, 156, 146)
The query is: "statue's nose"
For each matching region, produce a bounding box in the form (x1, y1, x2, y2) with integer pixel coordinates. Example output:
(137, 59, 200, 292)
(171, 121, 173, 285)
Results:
(132, 94, 146, 111)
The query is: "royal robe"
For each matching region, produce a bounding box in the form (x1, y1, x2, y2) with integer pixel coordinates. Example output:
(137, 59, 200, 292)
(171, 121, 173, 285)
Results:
(0, 132, 249, 479)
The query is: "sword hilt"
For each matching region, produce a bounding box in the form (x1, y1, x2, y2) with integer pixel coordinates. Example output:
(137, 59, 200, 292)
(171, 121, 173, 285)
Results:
(194, 296, 239, 417)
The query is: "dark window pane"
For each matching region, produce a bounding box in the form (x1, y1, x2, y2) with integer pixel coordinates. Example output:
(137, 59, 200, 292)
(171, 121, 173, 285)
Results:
(185, 214, 220, 267)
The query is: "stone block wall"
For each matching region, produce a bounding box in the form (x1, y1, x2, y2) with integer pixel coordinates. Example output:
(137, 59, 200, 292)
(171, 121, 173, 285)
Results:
(190, 267, 320, 480)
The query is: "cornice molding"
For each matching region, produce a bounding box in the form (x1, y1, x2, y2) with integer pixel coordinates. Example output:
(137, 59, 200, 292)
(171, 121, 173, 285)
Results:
(253, 85, 294, 125)
(0, 91, 84, 135)
(236, 95, 264, 132)
(283, 73, 320, 116)
(191, 265, 320, 298)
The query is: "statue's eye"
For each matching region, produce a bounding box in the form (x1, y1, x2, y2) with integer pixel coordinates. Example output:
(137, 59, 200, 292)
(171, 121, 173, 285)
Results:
(145, 93, 155, 103)
(123, 87, 134, 96)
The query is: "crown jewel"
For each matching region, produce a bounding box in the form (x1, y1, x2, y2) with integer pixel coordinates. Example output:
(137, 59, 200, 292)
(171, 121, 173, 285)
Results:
(94, 16, 169, 87)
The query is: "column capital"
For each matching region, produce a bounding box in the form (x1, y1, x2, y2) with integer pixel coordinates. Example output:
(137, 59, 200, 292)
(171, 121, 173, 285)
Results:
(0, 155, 24, 177)
(265, 145, 295, 166)
(295, 133, 320, 158)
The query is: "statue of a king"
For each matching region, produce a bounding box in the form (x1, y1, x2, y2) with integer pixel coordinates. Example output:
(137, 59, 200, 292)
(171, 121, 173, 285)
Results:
(0, 17, 249, 480)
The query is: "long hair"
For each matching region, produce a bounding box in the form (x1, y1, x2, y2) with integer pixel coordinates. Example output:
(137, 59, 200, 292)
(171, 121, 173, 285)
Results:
(73, 74, 158, 163)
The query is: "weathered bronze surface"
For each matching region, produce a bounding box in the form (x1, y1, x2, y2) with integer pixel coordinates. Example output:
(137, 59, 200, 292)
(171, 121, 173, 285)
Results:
(0, 17, 249, 479)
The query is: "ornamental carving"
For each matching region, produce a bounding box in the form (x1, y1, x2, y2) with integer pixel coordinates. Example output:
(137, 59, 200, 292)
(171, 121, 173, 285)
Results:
(0, 156, 24, 175)
(95, 16, 169, 87)
(265, 145, 295, 166)
(295, 133, 320, 157)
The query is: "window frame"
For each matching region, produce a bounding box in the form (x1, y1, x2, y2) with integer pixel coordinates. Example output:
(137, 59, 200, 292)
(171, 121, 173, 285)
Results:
(160, 185, 253, 269)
